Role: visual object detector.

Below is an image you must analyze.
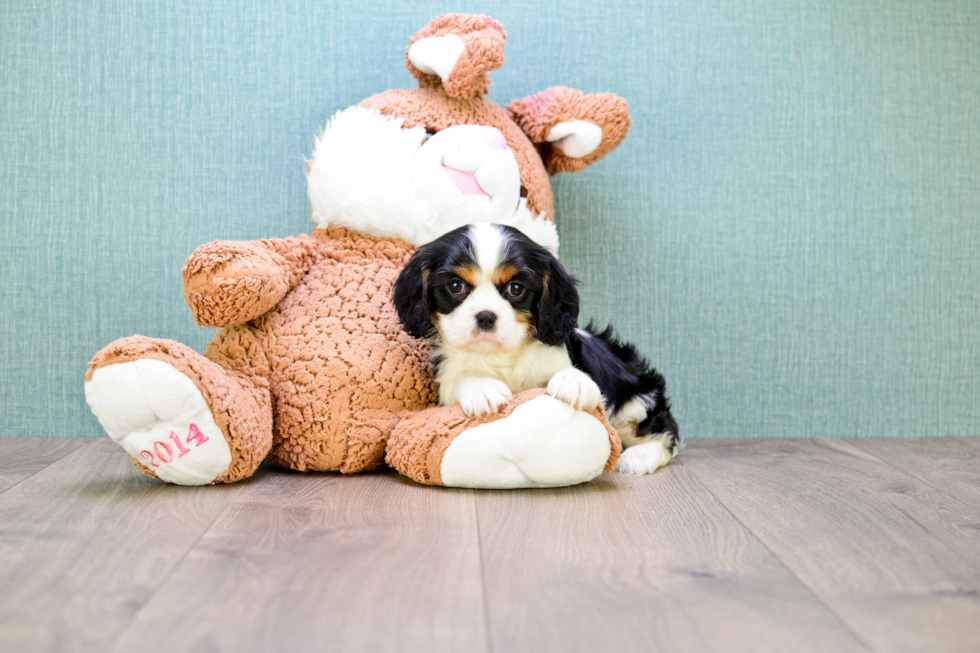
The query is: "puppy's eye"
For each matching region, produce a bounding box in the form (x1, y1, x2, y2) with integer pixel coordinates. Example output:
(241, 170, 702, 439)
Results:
(448, 280, 467, 295)
(505, 282, 525, 298)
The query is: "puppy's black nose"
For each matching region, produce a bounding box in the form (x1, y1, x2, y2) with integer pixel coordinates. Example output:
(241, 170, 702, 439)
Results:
(475, 311, 497, 331)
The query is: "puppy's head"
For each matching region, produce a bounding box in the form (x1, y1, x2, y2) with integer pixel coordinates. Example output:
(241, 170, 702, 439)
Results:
(393, 224, 579, 352)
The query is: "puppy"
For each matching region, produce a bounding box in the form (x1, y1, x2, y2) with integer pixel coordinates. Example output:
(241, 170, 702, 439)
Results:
(393, 223, 679, 474)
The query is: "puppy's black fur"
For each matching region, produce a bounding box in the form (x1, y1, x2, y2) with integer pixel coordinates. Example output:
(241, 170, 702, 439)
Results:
(393, 224, 678, 455)
(567, 323, 680, 455)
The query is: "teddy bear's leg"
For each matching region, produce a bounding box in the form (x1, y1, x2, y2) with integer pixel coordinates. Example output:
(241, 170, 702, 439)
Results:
(386, 389, 622, 489)
(84, 329, 272, 486)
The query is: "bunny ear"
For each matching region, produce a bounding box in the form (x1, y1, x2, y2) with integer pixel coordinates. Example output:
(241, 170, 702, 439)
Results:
(507, 87, 631, 175)
(406, 14, 506, 99)
(545, 120, 605, 158)
(408, 35, 466, 82)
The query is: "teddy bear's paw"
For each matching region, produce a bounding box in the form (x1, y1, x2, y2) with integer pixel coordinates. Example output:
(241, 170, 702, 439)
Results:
(439, 395, 611, 489)
(615, 438, 675, 475)
(182, 241, 289, 327)
(84, 359, 232, 485)
(547, 368, 602, 412)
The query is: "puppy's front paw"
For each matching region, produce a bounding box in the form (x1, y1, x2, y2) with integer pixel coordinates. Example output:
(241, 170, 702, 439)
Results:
(457, 377, 513, 418)
(547, 368, 602, 411)
(616, 439, 675, 475)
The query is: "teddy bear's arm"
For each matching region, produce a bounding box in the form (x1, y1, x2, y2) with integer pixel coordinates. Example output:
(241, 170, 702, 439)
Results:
(182, 236, 322, 327)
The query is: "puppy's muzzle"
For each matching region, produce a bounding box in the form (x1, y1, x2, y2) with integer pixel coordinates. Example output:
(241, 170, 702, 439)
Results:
(475, 311, 497, 331)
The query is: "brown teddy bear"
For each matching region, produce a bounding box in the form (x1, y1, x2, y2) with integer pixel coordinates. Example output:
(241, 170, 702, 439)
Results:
(84, 14, 632, 488)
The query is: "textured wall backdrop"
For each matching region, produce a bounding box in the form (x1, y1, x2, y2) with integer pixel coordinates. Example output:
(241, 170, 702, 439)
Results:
(2, 0, 978, 438)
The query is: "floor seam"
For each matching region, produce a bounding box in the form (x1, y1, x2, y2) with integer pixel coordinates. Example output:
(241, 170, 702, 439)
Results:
(842, 439, 980, 513)
(0, 438, 98, 498)
(678, 444, 880, 653)
(98, 483, 249, 653)
(473, 491, 495, 653)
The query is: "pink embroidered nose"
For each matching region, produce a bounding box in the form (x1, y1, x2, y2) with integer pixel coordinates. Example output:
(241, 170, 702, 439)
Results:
(486, 127, 508, 151)
(443, 165, 488, 196)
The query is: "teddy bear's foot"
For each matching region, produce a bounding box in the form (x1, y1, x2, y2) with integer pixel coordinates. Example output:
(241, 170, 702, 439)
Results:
(85, 359, 232, 485)
(387, 389, 621, 489)
(439, 395, 612, 488)
(84, 336, 272, 485)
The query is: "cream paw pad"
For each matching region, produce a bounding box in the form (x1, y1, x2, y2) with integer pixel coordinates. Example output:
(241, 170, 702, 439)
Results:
(84, 359, 231, 485)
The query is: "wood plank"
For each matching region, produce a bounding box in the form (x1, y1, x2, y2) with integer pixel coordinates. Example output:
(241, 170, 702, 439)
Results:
(681, 438, 980, 653)
(0, 438, 252, 653)
(108, 470, 487, 653)
(0, 437, 92, 494)
(475, 462, 869, 653)
(848, 437, 980, 510)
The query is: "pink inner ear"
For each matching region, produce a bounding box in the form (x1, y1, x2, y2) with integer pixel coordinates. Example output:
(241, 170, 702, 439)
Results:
(443, 166, 488, 196)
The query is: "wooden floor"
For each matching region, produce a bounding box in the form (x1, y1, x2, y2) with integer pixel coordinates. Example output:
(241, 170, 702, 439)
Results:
(1, 437, 978, 653)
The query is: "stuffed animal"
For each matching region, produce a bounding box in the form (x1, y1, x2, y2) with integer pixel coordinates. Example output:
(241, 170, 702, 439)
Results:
(84, 14, 632, 488)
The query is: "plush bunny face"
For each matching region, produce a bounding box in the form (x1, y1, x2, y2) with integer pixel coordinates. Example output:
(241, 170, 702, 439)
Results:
(307, 89, 559, 253)
(305, 13, 631, 255)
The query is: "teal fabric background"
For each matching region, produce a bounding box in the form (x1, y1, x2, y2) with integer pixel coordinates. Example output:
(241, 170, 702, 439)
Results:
(2, 1, 978, 438)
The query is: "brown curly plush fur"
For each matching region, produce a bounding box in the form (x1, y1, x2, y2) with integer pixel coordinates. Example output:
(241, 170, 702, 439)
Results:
(508, 87, 632, 175)
(86, 13, 630, 486)
(259, 228, 438, 473)
(406, 14, 506, 99)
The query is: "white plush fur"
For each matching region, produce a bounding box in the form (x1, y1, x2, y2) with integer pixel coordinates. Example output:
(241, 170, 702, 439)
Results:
(84, 360, 232, 486)
(547, 120, 604, 158)
(307, 107, 560, 253)
(408, 35, 465, 81)
(440, 395, 612, 489)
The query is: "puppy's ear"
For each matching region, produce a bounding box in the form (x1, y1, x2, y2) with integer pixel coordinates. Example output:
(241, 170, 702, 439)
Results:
(393, 249, 435, 339)
(536, 258, 579, 346)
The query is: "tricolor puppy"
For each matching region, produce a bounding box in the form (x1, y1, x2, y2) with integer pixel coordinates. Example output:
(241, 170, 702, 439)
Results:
(393, 223, 680, 474)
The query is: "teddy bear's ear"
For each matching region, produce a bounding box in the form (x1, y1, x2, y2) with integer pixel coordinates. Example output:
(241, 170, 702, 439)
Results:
(406, 14, 506, 99)
(507, 87, 631, 175)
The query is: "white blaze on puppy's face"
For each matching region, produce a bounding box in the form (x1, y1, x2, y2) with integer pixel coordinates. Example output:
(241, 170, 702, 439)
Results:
(437, 224, 529, 353)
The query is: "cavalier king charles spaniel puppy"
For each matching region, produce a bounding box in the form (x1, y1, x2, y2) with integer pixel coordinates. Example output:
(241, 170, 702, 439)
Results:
(393, 223, 679, 474)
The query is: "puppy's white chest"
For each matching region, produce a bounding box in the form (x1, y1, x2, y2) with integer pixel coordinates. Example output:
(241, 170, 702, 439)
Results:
(436, 342, 572, 404)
